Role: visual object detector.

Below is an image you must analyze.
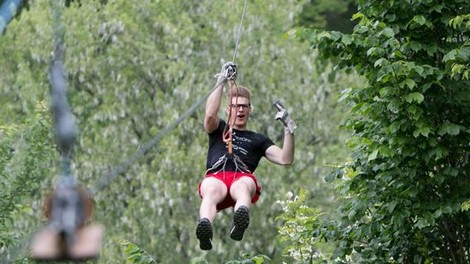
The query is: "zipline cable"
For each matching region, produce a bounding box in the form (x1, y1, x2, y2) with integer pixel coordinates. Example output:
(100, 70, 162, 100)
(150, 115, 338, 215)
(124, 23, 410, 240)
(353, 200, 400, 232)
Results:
(232, 0, 247, 63)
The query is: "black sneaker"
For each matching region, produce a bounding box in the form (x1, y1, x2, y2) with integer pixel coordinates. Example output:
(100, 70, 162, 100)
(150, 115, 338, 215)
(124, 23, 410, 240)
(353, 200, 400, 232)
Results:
(196, 218, 213, 250)
(230, 206, 250, 241)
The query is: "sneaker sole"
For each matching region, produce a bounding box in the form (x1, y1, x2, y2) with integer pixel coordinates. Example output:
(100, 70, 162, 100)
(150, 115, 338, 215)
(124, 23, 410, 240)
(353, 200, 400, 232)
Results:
(230, 206, 249, 241)
(196, 220, 213, 250)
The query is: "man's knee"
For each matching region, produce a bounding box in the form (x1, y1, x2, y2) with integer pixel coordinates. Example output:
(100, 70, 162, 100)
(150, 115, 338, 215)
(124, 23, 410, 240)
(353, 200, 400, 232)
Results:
(230, 177, 256, 197)
(200, 177, 227, 200)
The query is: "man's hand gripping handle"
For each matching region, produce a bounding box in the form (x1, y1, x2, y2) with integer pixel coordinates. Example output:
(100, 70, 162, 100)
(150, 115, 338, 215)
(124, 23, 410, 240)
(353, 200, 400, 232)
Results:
(214, 62, 237, 84)
(273, 100, 297, 134)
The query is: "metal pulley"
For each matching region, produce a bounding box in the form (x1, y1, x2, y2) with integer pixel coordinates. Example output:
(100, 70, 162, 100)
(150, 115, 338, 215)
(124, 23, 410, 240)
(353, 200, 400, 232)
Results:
(226, 63, 237, 80)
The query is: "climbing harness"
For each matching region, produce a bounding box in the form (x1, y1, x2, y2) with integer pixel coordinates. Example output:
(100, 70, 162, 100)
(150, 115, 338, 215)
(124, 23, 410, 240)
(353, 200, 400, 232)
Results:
(206, 153, 251, 175)
(30, 0, 102, 260)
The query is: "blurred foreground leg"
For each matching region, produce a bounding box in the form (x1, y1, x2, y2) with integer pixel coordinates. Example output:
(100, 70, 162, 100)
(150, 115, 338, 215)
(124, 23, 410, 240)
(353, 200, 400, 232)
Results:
(30, 224, 103, 261)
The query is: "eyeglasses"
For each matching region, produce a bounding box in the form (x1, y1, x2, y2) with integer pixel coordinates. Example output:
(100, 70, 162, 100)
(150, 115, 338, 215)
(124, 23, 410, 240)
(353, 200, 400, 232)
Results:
(229, 104, 251, 110)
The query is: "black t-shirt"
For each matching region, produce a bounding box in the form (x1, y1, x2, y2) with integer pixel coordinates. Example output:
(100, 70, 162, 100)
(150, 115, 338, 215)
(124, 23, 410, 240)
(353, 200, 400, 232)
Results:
(206, 120, 274, 173)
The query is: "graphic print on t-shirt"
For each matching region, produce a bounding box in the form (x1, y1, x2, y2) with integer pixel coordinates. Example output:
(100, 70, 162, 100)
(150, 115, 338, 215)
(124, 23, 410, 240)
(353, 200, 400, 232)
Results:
(232, 132, 249, 156)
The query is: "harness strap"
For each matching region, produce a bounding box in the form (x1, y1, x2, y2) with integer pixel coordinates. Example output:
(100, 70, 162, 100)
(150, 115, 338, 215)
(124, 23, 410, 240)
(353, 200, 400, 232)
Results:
(223, 80, 242, 157)
(232, 154, 251, 173)
(205, 155, 229, 175)
(206, 153, 251, 175)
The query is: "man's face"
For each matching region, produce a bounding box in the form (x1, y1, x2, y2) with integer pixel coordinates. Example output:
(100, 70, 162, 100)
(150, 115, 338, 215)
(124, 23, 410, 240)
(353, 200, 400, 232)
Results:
(227, 96, 251, 129)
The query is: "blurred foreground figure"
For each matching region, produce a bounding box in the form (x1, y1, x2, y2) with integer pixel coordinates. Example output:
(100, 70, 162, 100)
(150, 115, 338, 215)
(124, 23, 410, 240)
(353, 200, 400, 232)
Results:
(30, 177, 103, 261)
(30, 12, 103, 257)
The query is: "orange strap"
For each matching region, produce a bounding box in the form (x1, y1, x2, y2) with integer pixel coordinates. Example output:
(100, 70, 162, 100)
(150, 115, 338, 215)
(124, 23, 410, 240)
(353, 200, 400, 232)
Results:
(222, 80, 239, 156)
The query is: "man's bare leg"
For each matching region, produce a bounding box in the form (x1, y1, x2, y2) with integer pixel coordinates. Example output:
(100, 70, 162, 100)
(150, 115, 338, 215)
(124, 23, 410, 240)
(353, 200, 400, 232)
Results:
(229, 176, 256, 241)
(197, 177, 227, 250)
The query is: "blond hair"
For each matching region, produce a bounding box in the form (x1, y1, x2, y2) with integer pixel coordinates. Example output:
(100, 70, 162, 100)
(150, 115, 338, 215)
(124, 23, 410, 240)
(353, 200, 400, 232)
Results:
(228, 85, 252, 101)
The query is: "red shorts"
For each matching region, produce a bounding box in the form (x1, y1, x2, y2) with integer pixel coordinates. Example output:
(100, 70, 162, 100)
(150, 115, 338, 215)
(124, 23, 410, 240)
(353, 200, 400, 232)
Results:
(198, 171, 262, 211)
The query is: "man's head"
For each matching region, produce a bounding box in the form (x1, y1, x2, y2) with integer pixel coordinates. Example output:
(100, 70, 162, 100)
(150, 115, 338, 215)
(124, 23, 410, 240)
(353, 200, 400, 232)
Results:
(226, 86, 252, 130)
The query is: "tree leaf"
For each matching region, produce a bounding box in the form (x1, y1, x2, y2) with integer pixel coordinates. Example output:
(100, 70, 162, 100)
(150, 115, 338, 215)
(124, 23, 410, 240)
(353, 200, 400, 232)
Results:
(437, 122, 462, 135)
(405, 92, 424, 103)
(368, 149, 378, 161)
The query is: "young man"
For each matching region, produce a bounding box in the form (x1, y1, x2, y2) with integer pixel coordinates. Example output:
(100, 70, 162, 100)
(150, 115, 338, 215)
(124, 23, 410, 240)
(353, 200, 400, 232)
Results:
(196, 62, 296, 250)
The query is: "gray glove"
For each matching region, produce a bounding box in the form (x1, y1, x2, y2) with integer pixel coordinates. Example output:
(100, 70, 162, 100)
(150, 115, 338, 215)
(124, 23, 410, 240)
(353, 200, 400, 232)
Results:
(214, 61, 237, 83)
(273, 100, 297, 134)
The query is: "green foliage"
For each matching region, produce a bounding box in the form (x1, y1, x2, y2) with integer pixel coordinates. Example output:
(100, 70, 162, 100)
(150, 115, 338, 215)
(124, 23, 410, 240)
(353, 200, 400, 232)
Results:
(193, 254, 271, 264)
(297, 0, 358, 33)
(121, 240, 272, 264)
(462, 200, 470, 211)
(122, 239, 271, 264)
(291, 0, 470, 263)
(224, 254, 272, 264)
(0, 102, 55, 255)
(121, 240, 157, 264)
(276, 190, 330, 263)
